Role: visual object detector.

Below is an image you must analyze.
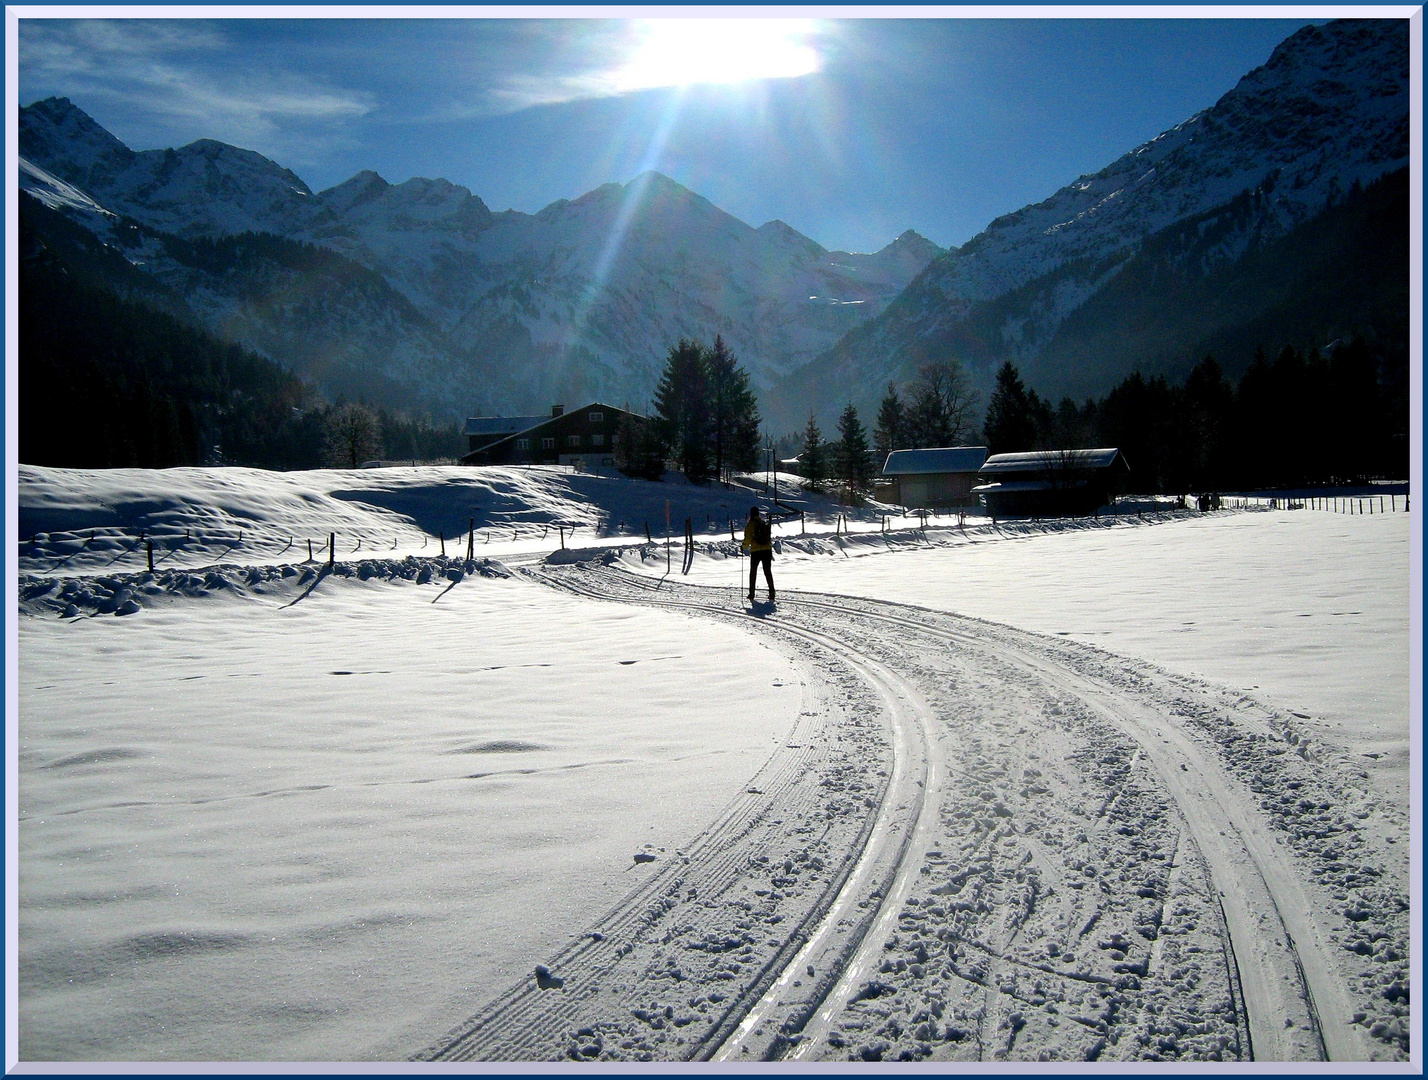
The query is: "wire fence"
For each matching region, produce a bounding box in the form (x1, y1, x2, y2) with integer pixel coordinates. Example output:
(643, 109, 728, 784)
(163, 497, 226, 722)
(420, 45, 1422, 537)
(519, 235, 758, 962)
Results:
(20, 488, 1409, 578)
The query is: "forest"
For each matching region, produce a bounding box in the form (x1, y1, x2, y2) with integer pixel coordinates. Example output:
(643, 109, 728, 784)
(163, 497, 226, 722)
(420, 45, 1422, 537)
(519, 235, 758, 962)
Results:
(19, 201, 461, 470)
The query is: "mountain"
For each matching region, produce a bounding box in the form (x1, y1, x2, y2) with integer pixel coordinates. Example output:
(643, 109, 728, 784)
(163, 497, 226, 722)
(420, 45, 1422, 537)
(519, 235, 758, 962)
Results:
(775, 18, 1409, 426)
(18, 99, 939, 420)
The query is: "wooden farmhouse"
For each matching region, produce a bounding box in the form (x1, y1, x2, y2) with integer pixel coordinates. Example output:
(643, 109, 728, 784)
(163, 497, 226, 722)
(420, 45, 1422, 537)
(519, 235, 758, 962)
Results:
(460, 403, 643, 468)
(880, 447, 989, 509)
(972, 448, 1131, 517)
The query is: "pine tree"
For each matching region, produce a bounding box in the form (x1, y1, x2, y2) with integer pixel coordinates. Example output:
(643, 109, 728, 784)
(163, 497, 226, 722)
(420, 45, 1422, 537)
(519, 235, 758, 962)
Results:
(835, 403, 872, 491)
(652, 339, 712, 483)
(982, 361, 1038, 454)
(615, 410, 665, 480)
(799, 412, 827, 491)
(874, 384, 905, 458)
(707, 334, 762, 479)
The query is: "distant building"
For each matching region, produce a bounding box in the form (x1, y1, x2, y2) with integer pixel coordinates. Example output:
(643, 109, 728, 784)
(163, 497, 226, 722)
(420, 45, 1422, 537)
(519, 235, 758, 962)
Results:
(972, 448, 1130, 517)
(880, 446, 989, 508)
(460, 403, 644, 468)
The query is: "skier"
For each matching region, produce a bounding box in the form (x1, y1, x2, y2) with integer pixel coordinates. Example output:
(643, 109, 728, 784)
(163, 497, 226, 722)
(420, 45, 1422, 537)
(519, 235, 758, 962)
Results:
(741, 505, 775, 604)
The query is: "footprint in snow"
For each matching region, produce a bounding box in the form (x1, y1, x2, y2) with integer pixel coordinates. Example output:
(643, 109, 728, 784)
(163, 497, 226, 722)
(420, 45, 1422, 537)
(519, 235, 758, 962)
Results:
(534, 964, 564, 990)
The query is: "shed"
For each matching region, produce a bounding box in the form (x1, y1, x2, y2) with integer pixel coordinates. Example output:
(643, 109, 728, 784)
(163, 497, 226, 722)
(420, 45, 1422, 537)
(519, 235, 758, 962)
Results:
(881, 446, 989, 509)
(973, 448, 1130, 517)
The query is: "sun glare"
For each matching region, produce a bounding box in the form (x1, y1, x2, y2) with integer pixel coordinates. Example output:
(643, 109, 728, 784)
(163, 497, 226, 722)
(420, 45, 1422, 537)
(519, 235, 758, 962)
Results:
(612, 19, 823, 92)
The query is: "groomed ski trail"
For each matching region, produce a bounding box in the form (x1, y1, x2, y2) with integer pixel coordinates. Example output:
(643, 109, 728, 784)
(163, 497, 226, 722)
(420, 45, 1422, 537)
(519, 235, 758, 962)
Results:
(416, 564, 1407, 1063)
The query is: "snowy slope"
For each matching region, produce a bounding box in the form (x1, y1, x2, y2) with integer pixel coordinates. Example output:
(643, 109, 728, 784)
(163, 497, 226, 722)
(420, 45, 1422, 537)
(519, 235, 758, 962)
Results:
(785, 18, 1409, 417)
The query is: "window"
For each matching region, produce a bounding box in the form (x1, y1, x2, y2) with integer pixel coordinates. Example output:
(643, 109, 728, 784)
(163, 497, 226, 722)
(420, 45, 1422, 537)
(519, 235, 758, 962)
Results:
(591, 433, 605, 447)
(567, 434, 582, 447)
(611, 433, 621, 446)
(589, 411, 604, 422)
(542, 437, 555, 450)
(516, 438, 530, 451)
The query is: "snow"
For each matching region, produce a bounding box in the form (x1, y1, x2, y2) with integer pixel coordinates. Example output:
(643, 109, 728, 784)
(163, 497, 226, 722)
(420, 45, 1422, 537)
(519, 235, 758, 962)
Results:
(10, 465, 1415, 1063)
(637, 508, 1412, 779)
(17, 572, 801, 1059)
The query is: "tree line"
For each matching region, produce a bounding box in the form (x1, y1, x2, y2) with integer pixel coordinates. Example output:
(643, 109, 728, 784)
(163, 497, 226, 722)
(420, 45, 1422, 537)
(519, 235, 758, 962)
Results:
(781, 336, 1405, 499)
(780, 358, 981, 496)
(21, 248, 461, 470)
(979, 342, 1406, 492)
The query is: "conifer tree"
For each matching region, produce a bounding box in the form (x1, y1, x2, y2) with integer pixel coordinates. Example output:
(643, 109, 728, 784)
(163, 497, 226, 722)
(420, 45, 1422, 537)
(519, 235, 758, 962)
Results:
(652, 338, 712, 483)
(835, 402, 872, 490)
(874, 384, 905, 458)
(615, 410, 665, 480)
(707, 334, 762, 480)
(799, 412, 827, 491)
(982, 360, 1039, 454)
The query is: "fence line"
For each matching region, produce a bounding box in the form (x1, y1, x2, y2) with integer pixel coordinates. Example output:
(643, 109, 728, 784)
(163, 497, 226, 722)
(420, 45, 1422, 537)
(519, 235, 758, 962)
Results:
(20, 489, 1410, 575)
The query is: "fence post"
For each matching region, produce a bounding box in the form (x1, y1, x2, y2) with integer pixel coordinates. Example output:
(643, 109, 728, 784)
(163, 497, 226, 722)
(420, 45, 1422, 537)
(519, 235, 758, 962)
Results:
(467, 518, 475, 560)
(328, 533, 335, 567)
(801, 511, 806, 535)
(146, 541, 153, 572)
(307, 538, 313, 561)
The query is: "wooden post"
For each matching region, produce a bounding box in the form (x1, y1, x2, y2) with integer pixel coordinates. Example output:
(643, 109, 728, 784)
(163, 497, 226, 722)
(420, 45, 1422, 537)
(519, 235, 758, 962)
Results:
(559, 526, 565, 549)
(308, 539, 313, 561)
(440, 532, 445, 557)
(646, 522, 652, 543)
(800, 511, 805, 535)
(467, 518, 475, 560)
(146, 541, 153, 572)
(328, 533, 335, 566)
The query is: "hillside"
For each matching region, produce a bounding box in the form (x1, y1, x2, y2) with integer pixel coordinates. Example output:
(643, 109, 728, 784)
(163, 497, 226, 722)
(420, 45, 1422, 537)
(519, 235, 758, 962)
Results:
(18, 101, 938, 419)
(774, 18, 1409, 428)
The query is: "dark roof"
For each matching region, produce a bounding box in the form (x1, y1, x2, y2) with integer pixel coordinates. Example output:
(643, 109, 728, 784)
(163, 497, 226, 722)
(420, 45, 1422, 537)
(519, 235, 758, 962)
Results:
(979, 448, 1127, 476)
(460, 402, 643, 463)
(463, 415, 549, 439)
(882, 447, 988, 476)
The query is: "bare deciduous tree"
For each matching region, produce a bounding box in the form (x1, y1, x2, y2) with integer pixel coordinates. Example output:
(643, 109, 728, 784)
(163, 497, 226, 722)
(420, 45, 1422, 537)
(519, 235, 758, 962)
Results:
(323, 402, 382, 469)
(905, 358, 979, 447)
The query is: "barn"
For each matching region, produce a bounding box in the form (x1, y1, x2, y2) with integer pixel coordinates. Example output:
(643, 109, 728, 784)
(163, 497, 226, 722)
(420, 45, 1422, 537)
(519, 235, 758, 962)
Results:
(460, 403, 644, 468)
(880, 447, 989, 509)
(972, 448, 1131, 517)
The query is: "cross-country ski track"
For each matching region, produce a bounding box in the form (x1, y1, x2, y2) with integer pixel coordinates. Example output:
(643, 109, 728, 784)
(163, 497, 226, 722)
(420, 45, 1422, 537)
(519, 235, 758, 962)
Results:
(413, 559, 1406, 1063)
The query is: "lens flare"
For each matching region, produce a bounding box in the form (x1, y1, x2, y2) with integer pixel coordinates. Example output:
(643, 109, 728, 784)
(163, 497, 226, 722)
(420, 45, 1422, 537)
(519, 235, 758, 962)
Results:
(612, 19, 822, 92)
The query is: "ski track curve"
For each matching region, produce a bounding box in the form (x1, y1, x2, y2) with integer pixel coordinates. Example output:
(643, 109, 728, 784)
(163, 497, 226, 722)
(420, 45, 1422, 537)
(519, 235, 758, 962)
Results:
(414, 564, 1407, 1063)
(25, 550, 1403, 1062)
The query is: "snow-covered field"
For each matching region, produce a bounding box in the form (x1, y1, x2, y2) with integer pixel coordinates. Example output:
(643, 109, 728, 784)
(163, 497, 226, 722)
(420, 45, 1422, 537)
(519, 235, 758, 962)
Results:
(9, 465, 1417, 1064)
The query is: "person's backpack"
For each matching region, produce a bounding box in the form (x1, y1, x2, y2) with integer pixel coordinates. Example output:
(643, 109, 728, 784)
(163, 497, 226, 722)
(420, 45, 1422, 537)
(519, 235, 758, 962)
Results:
(752, 516, 771, 547)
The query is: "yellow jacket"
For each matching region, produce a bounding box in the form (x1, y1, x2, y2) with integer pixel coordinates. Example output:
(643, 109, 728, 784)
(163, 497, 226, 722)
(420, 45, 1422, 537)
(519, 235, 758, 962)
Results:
(741, 515, 772, 552)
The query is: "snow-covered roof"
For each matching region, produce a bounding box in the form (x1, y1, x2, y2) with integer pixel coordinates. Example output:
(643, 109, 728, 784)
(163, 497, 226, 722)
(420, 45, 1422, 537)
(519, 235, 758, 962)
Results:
(882, 447, 988, 476)
(979, 448, 1127, 476)
(970, 480, 1055, 494)
(464, 415, 549, 438)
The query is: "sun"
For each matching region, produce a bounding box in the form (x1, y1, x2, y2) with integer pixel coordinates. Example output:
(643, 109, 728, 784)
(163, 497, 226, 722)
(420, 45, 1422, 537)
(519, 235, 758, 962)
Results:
(611, 18, 824, 93)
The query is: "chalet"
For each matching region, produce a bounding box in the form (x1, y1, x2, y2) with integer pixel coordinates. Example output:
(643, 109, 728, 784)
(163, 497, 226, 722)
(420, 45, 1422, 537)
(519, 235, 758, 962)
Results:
(460, 403, 643, 468)
(972, 448, 1130, 517)
(880, 447, 989, 509)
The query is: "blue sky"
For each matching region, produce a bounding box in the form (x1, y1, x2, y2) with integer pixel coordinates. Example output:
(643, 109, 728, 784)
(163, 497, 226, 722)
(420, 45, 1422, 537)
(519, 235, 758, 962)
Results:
(19, 14, 1318, 253)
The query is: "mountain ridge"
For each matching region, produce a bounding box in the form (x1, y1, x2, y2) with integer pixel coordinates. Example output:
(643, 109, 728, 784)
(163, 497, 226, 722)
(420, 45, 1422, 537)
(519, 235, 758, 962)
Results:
(772, 17, 1408, 428)
(20, 97, 939, 419)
